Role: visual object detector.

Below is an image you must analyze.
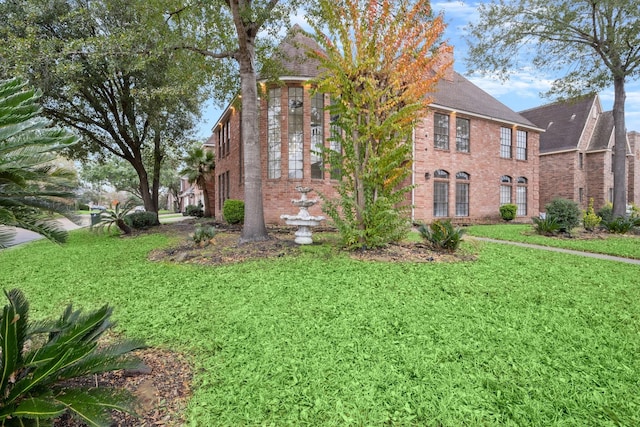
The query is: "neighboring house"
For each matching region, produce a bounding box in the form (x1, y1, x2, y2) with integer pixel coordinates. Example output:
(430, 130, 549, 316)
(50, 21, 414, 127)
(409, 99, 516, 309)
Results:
(520, 95, 639, 211)
(208, 28, 542, 224)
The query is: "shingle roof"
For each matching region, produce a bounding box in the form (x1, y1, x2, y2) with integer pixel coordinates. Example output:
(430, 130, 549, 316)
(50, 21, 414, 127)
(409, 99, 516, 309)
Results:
(274, 25, 324, 79)
(520, 95, 597, 153)
(588, 110, 614, 151)
(431, 72, 538, 128)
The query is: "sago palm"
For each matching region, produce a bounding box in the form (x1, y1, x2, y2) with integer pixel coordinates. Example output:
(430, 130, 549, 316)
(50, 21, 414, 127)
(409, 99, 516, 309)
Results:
(0, 288, 146, 426)
(180, 147, 215, 217)
(0, 78, 79, 248)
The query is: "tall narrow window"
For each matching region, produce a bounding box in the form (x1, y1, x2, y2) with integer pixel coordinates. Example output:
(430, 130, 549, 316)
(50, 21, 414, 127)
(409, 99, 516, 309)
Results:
(455, 172, 470, 217)
(434, 113, 449, 150)
(433, 169, 449, 217)
(500, 175, 512, 205)
(579, 152, 584, 169)
(329, 98, 342, 180)
(516, 130, 527, 160)
(500, 127, 512, 158)
(288, 87, 304, 179)
(224, 120, 230, 156)
(456, 118, 470, 152)
(579, 187, 584, 203)
(267, 88, 281, 179)
(516, 177, 528, 216)
(311, 92, 324, 179)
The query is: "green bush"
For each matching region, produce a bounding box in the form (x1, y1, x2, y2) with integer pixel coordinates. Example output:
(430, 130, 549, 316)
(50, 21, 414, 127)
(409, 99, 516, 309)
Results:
(532, 215, 561, 235)
(596, 202, 613, 223)
(601, 216, 636, 234)
(418, 219, 465, 251)
(185, 204, 204, 217)
(78, 203, 90, 211)
(125, 211, 158, 229)
(0, 289, 144, 426)
(545, 198, 581, 233)
(223, 199, 245, 224)
(582, 198, 602, 231)
(499, 204, 518, 221)
(192, 224, 217, 244)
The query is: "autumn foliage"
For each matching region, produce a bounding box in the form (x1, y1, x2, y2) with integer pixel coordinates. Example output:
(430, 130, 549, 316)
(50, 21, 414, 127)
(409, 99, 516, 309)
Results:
(308, 0, 452, 248)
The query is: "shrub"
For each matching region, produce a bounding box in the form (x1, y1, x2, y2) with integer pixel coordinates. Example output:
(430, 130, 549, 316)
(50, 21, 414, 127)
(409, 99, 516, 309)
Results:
(0, 288, 144, 426)
(601, 216, 635, 234)
(418, 219, 465, 251)
(545, 198, 581, 233)
(596, 202, 613, 223)
(192, 224, 217, 244)
(499, 204, 518, 221)
(125, 211, 159, 229)
(223, 199, 245, 224)
(94, 202, 133, 234)
(185, 204, 204, 217)
(532, 215, 561, 235)
(582, 198, 602, 231)
(78, 203, 90, 211)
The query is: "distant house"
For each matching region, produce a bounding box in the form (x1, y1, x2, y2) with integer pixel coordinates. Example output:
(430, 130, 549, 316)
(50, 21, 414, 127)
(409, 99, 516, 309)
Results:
(520, 94, 639, 211)
(208, 28, 541, 224)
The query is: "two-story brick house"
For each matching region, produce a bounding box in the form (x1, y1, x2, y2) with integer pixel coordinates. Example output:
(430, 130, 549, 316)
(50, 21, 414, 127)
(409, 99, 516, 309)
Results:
(209, 28, 542, 224)
(520, 95, 639, 211)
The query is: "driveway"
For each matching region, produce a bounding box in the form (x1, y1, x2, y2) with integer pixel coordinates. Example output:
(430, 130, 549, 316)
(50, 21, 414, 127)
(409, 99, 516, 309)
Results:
(1, 216, 88, 248)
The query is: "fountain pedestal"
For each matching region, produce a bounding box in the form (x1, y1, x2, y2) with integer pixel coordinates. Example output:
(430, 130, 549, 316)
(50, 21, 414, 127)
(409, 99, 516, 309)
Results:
(280, 186, 325, 245)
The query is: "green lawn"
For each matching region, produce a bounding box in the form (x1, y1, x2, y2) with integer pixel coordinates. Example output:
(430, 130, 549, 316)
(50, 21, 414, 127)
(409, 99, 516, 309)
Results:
(467, 223, 640, 259)
(1, 230, 639, 425)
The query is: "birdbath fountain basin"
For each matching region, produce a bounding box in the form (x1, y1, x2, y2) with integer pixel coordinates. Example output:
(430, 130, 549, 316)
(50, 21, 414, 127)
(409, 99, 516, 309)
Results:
(280, 186, 325, 244)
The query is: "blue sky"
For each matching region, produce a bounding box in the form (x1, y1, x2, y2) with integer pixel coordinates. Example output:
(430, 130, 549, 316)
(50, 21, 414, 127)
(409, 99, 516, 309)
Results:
(195, 1, 640, 139)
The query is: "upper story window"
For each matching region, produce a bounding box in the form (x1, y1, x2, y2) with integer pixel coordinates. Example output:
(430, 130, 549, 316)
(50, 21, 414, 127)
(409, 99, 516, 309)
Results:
(579, 152, 584, 169)
(288, 87, 304, 179)
(500, 127, 512, 158)
(267, 88, 282, 179)
(217, 119, 231, 159)
(434, 113, 449, 150)
(310, 92, 324, 179)
(516, 130, 527, 160)
(456, 117, 470, 152)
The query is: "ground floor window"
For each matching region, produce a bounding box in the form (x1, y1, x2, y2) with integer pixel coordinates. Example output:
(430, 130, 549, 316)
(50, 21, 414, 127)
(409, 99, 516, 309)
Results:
(455, 172, 470, 217)
(516, 177, 528, 216)
(500, 175, 512, 205)
(433, 169, 449, 217)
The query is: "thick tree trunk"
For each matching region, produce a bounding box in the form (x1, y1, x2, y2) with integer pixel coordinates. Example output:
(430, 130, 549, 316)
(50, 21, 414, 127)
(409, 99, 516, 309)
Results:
(612, 76, 627, 218)
(237, 44, 268, 243)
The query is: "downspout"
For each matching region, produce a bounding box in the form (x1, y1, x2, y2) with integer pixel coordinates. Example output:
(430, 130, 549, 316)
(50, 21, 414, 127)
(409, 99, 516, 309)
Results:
(411, 126, 416, 223)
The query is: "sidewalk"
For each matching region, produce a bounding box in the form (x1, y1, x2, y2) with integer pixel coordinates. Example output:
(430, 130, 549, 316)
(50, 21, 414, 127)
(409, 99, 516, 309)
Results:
(469, 236, 640, 265)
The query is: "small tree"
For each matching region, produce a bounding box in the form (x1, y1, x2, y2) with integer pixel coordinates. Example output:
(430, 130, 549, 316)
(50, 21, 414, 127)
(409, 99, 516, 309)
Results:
(308, 0, 451, 249)
(180, 147, 215, 217)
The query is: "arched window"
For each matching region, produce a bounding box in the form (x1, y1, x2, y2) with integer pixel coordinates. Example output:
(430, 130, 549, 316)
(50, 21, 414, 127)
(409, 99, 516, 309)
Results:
(455, 172, 470, 216)
(516, 177, 528, 216)
(500, 175, 512, 205)
(433, 170, 449, 217)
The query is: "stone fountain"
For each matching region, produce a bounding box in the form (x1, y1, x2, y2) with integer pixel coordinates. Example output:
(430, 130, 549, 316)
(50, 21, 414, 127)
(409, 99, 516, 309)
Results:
(280, 186, 325, 244)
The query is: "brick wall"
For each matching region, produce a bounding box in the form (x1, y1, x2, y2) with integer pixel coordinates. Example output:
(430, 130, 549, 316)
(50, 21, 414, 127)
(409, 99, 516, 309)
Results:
(413, 110, 539, 222)
(628, 131, 640, 205)
(210, 84, 540, 225)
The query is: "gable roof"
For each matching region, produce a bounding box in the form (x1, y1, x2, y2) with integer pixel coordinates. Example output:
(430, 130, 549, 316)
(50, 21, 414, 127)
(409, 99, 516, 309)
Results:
(520, 95, 597, 153)
(272, 25, 324, 79)
(430, 72, 539, 129)
(588, 110, 614, 151)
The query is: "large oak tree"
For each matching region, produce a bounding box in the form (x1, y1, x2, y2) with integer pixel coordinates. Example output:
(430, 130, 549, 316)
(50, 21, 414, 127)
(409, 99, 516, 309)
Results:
(466, 0, 640, 217)
(0, 0, 210, 215)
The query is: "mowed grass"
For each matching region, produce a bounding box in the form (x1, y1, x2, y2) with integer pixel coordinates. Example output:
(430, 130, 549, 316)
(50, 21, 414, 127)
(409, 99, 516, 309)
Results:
(1, 229, 639, 425)
(467, 223, 640, 259)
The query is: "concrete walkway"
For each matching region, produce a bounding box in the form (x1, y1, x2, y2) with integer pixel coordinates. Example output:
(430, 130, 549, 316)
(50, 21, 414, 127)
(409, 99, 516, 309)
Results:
(469, 236, 640, 265)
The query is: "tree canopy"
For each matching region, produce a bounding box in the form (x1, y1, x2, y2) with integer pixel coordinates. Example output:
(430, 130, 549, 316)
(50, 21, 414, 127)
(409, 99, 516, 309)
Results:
(307, 0, 451, 248)
(0, 0, 211, 215)
(466, 0, 640, 217)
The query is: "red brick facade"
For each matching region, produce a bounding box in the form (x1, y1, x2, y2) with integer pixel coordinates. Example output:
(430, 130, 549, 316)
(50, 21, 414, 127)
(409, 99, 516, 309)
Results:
(209, 81, 540, 225)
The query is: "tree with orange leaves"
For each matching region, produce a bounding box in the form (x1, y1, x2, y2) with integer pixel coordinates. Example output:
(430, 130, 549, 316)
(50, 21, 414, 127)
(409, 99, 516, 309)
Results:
(307, 0, 452, 249)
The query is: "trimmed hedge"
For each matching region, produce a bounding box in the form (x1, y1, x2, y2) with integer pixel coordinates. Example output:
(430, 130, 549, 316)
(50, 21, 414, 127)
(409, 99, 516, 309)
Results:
(223, 199, 245, 224)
